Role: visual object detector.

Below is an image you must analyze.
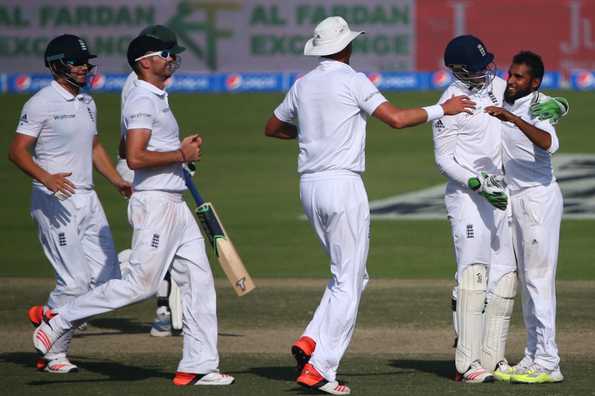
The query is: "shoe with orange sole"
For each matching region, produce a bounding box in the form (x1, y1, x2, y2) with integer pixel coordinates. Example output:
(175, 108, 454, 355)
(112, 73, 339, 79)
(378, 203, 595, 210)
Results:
(297, 363, 351, 395)
(173, 371, 235, 386)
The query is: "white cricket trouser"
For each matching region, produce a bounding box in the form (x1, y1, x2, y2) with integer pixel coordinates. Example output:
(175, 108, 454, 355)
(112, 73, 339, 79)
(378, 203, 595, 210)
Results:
(445, 185, 516, 291)
(511, 182, 563, 370)
(30, 187, 120, 360)
(300, 170, 370, 382)
(54, 191, 219, 373)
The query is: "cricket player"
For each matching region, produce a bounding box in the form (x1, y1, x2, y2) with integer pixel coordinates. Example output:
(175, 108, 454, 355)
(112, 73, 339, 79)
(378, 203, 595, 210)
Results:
(265, 16, 474, 395)
(433, 35, 517, 383)
(8, 34, 130, 373)
(485, 51, 565, 384)
(32, 30, 234, 386)
(117, 26, 183, 338)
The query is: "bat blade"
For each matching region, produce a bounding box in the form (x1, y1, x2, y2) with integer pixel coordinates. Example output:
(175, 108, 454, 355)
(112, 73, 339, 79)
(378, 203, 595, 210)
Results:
(195, 202, 255, 296)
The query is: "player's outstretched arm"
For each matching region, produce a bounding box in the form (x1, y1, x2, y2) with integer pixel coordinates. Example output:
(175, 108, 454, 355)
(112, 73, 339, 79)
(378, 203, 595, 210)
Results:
(372, 95, 475, 129)
(92, 137, 132, 198)
(485, 106, 554, 151)
(264, 115, 298, 139)
(9, 133, 75, 197)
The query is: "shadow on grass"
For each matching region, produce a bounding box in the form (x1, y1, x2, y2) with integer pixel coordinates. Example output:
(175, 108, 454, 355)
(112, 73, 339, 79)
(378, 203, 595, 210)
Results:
(0, 352, 170, 385)
(74, 317, 151, 336)
(390, 359, 454, 380)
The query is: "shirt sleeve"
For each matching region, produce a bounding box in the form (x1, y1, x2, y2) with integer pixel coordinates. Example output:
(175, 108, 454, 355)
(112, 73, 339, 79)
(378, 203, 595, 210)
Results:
(124, 96, 156, 131)
(352, 73, 387, 115)
(15, 97, 46, 138)
(274, 83, 298, 124)
(533, 118, 559, 154)
(432, 113, 476, 187)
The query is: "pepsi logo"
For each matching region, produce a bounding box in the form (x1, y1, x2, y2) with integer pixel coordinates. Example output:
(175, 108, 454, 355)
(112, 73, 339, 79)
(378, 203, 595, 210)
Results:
(15, 75, 31, 91)
(576, 71, 594, 89)
(226, 74, 242, 90)
(368, 73, 382, 86)
(432, 70, 450, 87)
(90, 73, 105, 89)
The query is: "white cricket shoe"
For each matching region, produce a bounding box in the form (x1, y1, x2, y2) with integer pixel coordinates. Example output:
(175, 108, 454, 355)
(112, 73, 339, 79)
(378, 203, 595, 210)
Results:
(173, 371, 235, 386)
(512, 355, 534, 374)
(33, 319, 62, 355)
(150, 306, 173, 337)
(457, 361, 495, 383)
(43, 357, 79, 373)
(493, 360, 514, 382)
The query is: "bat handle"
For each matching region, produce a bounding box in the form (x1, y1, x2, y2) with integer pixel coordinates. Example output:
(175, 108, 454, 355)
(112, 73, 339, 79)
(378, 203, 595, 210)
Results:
(182, 166, 205, 205)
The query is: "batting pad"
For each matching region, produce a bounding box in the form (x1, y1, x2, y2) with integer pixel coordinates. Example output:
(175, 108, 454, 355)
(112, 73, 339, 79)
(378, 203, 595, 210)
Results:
(481, 271, 517, 371)
(455, 264, 487, 374)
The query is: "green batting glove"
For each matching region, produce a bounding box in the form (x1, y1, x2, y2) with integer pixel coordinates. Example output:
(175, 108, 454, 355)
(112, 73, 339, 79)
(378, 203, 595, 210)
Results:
(530, 96, 570, 125)
(468, 173, 508, 210)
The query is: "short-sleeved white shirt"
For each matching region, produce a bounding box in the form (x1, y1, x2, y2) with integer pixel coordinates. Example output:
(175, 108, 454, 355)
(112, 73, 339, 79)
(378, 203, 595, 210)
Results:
(123, 79, 185, 192)
(502, 92, 559, 191)
(274, 60, 386, 174)
(120, 72, 138, 138)
(432, 77, 506, 187)
(16, 81, 97, 191)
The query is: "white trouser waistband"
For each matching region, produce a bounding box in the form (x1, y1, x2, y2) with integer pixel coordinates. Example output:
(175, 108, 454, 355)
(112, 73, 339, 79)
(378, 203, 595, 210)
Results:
(132, 190, 184, 202)
(300, 169, 361, 182)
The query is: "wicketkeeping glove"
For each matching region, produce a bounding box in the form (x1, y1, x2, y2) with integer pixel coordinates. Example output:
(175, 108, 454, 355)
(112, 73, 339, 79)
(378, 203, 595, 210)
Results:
(530, 96, 569, 125)
(468, 172, 508, 210)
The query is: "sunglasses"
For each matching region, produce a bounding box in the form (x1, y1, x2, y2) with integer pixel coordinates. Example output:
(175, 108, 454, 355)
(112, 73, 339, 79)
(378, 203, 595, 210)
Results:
(134, 50, 174, 62)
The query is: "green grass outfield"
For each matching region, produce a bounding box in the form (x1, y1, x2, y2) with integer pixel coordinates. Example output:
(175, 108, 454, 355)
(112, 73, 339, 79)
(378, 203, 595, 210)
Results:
(0, 91, 593, 279)
(1, 91, 594, 395)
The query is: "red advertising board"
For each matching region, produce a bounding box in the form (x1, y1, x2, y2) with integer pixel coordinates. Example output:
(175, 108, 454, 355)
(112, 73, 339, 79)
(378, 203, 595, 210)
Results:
(416, 0, 595, 77)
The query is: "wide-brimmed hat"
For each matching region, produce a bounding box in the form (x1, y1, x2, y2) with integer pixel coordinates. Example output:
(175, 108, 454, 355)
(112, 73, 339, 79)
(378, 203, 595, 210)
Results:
(304, 16, 364, 56)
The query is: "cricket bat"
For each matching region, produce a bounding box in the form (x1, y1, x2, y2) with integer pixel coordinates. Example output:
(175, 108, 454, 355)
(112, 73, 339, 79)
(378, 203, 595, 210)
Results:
(183, 167, 255, 296)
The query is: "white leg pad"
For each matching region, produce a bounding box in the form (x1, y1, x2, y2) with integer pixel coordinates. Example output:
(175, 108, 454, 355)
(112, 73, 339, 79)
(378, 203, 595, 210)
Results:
(481, 271, 517, 371)
(455, 264, 487, 374)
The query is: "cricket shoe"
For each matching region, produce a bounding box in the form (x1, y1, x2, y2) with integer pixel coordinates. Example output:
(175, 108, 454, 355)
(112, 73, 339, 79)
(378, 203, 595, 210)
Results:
(172, 371, 235, 386)
(33, 316, 62, 355)
(297, 363, 351, 395)
(291, 335, 316, 372)
(150, 306, 173, 337)
(36, 357, 78, 373)
(510, 363, 564, 384)
(493, 360, 514, 382)
(455, 361, 495, 383)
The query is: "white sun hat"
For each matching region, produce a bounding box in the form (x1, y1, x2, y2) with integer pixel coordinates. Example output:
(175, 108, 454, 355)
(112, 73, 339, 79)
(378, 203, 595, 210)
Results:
(304, 16, 364, 56)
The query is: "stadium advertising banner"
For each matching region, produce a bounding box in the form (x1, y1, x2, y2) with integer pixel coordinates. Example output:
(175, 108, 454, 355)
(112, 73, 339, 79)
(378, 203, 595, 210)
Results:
(0, 0, 415, 73)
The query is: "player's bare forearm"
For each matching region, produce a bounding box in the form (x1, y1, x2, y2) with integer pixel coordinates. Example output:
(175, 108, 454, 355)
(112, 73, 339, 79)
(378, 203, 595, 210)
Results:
(373, 103, 428, 129)
(8, 134, 51, 185)
(126, 129, 186, 169)
(264, 115, 298, 139)
(485, 106, 552, 150)
(93, 138, 123, 185)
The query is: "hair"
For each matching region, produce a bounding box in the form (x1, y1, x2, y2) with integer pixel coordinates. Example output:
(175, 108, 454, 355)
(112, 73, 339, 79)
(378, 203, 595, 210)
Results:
(512, 51, 544, 81)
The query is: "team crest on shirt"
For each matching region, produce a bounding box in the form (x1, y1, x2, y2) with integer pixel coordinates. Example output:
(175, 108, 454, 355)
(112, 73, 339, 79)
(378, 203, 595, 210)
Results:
(366, 154, 595, 220)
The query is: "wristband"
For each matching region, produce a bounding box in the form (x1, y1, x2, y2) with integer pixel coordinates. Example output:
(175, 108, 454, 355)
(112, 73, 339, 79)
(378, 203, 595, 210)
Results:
(423, 105, 445, 122)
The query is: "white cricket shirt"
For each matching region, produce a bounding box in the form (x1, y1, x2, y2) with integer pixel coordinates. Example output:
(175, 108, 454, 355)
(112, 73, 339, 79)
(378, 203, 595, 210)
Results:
(274, 60, 387, 174)
(502, 92, 559, 191)
(120, 72, 138, 138)
(123, 79, 185, 192)
(16, 80, 97, 191)
(432, 77, 506, 188)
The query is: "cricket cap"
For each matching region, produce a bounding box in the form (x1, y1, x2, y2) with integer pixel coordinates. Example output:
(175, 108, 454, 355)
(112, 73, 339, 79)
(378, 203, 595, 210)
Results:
(127, 25, 186, 67)
(304, 16, 364, 56)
